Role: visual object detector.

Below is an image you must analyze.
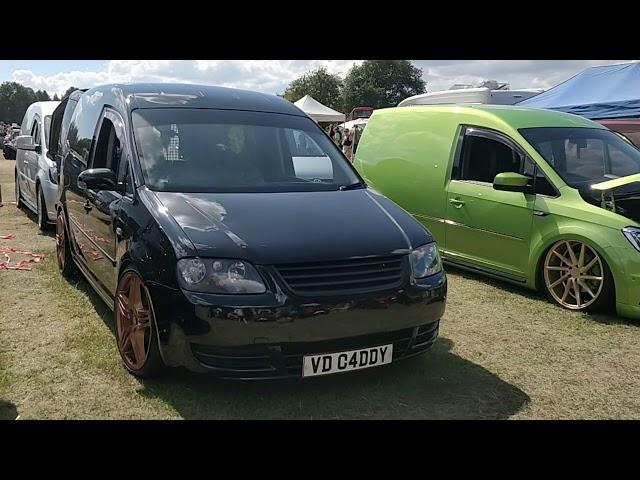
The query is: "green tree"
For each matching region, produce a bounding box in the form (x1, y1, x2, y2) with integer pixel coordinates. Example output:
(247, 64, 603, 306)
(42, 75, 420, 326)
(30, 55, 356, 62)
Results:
(0, 81, 39, 123)
(342, 60, 426, 113)
(283, 67, 344, 111)
(52, 93, 60, 101)
(35, 89, 51, 101)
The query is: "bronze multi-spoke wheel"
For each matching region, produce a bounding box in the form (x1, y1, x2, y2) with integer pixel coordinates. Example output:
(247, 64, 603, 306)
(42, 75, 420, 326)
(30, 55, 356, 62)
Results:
(56, 211, 76, 278)
(115, 269, 164, 377)
(543, 240, 613, 312)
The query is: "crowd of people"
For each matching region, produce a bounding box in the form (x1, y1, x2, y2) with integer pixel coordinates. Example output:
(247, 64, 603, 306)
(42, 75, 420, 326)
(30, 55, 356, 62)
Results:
(325, 124, 362, 162)
(0, 121, 19, 146)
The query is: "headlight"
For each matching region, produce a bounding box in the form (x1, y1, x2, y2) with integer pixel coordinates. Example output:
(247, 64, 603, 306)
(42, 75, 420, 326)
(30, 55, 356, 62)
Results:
(410, 243, 442, 278)
(177, 258, 266, 294)
(48, 165, 58, 184)
(623, 227, 640, 252)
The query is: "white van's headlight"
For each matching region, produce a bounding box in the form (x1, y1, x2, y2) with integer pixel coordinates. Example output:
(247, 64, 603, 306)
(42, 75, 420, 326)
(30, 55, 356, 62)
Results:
(177, 258, 266, 294)
(410, 243, 442, 278)
(623, 227, 640, 252)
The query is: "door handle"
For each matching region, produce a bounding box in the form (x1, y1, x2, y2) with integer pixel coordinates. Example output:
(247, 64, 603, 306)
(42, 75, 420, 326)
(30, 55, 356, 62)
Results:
(449, 198, 465, 208)
(83, 200, 93, 213)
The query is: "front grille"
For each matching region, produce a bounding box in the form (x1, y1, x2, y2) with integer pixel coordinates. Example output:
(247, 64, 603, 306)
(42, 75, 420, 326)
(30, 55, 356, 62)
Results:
(275, 255, 407, 296)
(190, 321, 439, 380)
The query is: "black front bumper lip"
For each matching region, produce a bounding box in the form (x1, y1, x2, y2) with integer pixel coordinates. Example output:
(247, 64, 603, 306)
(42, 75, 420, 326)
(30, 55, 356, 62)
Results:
(190, 321, 440, 380)
(147, 271, 446, 377)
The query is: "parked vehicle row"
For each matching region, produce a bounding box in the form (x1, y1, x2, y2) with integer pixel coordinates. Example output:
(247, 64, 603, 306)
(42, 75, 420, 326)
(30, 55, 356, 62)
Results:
(12, 82, 640, 379)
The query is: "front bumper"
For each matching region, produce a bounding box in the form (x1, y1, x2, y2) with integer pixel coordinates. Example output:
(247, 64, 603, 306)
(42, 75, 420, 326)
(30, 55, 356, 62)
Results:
(40, 176, 58, 222)
(147, 270, 447, 378)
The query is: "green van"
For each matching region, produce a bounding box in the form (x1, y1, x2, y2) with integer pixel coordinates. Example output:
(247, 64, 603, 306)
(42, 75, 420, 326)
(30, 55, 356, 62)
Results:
(354, 105, 640, 319)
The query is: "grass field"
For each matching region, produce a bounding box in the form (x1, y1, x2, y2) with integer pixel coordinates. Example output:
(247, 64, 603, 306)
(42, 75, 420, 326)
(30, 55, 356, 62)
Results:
(1, 155, 640, 419)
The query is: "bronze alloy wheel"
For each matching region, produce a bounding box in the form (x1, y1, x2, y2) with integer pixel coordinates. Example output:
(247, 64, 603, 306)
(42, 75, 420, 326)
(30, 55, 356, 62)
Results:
(543, 240, 605, 310)
(115, 271, 155, 371)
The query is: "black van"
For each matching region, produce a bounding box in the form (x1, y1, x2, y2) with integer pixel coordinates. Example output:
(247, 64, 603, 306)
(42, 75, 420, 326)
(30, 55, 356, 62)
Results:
(50, 83, 446, 379)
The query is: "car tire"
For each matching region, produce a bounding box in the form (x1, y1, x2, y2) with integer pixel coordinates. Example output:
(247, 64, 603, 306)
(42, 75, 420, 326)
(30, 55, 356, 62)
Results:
(56, 210, 77, 278)
(542, 239, 614, 314)
(36, 185, 49, 231)
(114, 267, 165, 378)
(14, 171, 24, 209)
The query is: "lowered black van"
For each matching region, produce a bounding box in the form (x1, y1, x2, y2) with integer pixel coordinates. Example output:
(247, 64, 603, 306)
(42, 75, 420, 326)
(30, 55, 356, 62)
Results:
(51, 83, 446, 379)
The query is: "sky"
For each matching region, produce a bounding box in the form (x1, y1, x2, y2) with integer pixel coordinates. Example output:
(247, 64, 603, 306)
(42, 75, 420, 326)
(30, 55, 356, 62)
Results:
(0, 60, 634, 98)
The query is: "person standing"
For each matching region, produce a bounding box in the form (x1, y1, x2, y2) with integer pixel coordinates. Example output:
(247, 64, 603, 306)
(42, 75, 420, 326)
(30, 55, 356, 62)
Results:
(342, 128, 354, 161)
(333, 126, 342, 146)
(352, 125, 361, 155)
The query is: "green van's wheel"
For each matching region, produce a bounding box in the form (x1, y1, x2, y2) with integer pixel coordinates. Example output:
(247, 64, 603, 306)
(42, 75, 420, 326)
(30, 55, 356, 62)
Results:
(543, 240, 613, 312)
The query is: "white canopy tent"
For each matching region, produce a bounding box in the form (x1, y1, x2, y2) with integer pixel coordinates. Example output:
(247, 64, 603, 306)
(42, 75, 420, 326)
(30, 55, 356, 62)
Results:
(293, 95, 345, 123)
(339, 118, 369, 130)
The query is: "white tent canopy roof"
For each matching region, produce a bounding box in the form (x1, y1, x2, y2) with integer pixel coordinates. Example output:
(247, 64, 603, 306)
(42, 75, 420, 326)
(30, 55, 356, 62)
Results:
(339, 118, 368, 130)
(294, 95, 345, 123)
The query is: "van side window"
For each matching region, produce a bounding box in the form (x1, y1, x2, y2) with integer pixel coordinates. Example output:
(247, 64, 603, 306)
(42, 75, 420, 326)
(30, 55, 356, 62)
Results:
(92, 112, 131, 195)
(459, 134, 522, 183)
(523, 157, 558, 197)
(31, 120, 40, 145)
(68, 95, 101, 163)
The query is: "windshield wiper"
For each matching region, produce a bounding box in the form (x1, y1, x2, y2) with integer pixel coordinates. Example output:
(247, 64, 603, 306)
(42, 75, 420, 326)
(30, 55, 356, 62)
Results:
(339, 181, 366, 191)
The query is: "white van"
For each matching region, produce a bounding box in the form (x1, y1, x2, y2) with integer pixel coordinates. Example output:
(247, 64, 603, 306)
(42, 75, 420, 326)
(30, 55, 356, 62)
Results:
(398, 87, 543, 107)
(14, 101, 60, 229)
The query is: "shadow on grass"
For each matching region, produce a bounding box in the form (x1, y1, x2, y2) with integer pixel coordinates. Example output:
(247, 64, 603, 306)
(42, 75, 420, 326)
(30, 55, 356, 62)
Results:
(135, 337, 530, 420)
(0, 399, 18, 420)
(444, 264, 634, 326)
(16, 204, 55, 238)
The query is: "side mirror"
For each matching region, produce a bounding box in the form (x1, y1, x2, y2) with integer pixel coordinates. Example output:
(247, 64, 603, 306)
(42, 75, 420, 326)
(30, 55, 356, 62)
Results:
(493, 172, 531, 192)
(78, 168, 122, 192)
(16, 135, 38, 152)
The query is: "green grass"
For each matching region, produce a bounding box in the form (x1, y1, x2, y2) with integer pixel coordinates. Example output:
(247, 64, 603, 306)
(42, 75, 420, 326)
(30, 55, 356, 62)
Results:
(2, 156, 640, 419)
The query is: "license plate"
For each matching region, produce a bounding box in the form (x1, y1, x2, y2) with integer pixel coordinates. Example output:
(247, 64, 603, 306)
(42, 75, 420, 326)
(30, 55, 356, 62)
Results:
(302, 344, 393, 377)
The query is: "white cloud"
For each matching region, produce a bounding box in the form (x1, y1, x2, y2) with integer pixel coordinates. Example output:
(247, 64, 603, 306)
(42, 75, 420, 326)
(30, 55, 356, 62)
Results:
(10, 60, 363, 97)
(9, 60, 636, 99)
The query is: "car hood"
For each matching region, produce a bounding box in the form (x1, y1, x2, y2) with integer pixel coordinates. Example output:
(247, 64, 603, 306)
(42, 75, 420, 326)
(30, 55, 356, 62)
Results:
(154, 189, 432, 264)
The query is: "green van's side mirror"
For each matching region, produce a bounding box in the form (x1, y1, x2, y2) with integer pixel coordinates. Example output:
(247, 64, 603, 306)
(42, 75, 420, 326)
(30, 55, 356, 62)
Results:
(493, 172, 530, 193)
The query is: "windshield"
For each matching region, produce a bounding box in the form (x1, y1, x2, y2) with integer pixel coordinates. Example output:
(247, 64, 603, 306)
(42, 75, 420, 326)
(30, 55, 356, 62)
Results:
(44, 115, 51, 147)
(520, 127, 640, 192)
(131, 108, 361, 193)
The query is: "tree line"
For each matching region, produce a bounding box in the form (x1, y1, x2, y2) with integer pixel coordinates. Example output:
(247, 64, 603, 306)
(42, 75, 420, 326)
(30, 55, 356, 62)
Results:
(0, 83, 78, 124)
(282, 60, 427, 114)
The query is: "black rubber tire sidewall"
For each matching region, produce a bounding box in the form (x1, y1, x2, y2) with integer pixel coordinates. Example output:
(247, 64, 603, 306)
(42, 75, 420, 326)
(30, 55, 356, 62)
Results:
(57, 210, 77, 279)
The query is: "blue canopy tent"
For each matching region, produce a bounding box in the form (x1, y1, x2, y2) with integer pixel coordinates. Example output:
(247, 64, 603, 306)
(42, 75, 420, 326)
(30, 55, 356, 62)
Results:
(517, 62, 640, 120)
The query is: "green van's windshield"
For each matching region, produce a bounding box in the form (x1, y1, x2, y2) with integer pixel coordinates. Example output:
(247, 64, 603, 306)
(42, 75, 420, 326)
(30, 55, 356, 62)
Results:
(520, 127, 640, 191)
(131, 108, 361, 193)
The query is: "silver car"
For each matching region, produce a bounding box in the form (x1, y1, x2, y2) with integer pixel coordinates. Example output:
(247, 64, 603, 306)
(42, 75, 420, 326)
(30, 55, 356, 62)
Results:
(14, 101, 60, 230)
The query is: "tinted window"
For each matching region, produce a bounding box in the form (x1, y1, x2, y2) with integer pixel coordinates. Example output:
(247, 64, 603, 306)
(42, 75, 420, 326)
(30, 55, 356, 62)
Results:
(59, 99, 78, 154)
(31, 120, 39, 144)
(131, 108, 360, 193)
(92, 112, 132, 195)
(459, 134, 522, 183)
(523, 157, 557, 197)
(67, 94, 102, 163)
(520, 127, 640, 190)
